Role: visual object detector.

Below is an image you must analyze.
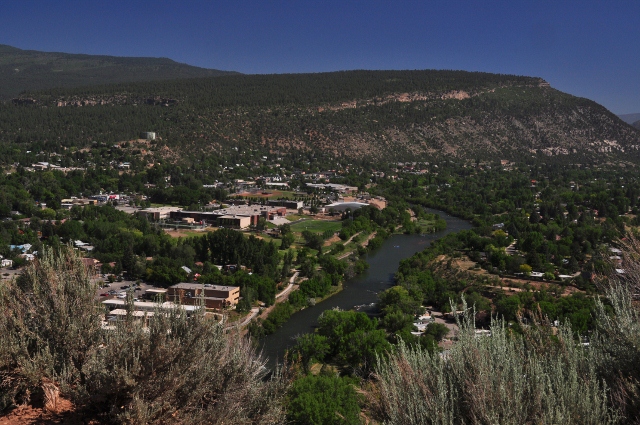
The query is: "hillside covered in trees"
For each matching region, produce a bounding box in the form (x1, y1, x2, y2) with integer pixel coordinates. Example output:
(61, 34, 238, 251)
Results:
(0, 44, 238, 100)
(2, 69, 639, 166)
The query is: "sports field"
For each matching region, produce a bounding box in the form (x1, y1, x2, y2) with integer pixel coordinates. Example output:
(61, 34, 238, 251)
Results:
(290, 219, 342, 233)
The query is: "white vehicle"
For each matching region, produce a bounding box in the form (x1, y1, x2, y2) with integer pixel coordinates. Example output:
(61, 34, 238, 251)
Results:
(116, 292, 127, 299)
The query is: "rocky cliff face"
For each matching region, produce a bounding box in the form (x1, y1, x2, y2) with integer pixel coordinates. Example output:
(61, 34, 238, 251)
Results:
(203, 84, 640, 163)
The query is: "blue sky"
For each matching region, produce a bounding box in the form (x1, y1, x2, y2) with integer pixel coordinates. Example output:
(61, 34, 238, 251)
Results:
(1, 0, 638, 114)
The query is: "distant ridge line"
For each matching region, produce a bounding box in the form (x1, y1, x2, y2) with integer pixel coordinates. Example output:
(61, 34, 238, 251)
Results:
(0, 44, 239, 100)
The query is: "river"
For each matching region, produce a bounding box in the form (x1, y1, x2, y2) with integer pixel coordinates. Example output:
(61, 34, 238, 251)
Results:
(260, 209, 472, 367)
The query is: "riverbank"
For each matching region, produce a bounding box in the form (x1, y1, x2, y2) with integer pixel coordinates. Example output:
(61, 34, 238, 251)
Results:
(260, 209, 472, 367)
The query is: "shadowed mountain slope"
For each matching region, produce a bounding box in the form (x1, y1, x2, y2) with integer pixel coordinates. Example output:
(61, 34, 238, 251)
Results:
(0, 44, 238, 100)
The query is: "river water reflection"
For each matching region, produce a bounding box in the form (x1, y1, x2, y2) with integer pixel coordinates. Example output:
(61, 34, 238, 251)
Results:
(260, 209, 472, 367)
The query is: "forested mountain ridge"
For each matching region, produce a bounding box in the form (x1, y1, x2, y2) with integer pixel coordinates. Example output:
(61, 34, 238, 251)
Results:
(3, 69, 640, 165)
(0, 44, 238, 100)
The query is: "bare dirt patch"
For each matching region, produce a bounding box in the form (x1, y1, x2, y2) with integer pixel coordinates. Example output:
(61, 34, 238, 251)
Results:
(452, 257, 488, 275)
(323, 234, 341, 246)
(163, 228, 214, 238)
(441, 255, 584, 297)
(0, 397, 88, 425)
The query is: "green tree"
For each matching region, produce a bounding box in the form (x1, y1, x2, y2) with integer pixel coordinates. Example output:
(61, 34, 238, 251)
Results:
(280, 231, 295, 250)
(287, 375, 361, 425)
(519, 263, 532, 276)
(295, 333, 330, 369)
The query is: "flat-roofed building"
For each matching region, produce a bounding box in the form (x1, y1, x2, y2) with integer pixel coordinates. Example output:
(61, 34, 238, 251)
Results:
(169, 204, 286, 229)
(145, 288, 168, 301)
(102, 299, 201, 315)
(106, 309, 155, 326)
(218, 214, 251, 229)
(325, 201, 370, 212)
(61, 198, 98, 209)
(167, 282, 240, 309)
(137, 206, 182, 220)
(305, 183, 358, 193)
(267, 199, 304, 209)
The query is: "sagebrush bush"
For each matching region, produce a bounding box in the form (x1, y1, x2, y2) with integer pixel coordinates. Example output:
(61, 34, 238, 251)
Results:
(0, 246, 102, 411)
(369, 234, 640, 425)
(0, 246, 289, 424)
(370, 300, 616, 425)
(592, 236, 640, 423)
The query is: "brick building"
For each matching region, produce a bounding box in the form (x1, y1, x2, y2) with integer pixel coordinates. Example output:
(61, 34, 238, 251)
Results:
(167, 283, 240, 309)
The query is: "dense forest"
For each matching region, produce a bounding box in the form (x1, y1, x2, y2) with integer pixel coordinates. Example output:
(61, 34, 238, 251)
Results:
(1, 69, 638, 167)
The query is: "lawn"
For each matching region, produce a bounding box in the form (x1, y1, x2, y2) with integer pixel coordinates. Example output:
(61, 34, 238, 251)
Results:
(251, 233, 283, 247)
(290, 219, 342, 233)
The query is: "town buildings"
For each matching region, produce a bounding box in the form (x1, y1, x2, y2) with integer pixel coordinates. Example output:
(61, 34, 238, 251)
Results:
(169, 204, 287, 229)
(167, 283, 240, 309)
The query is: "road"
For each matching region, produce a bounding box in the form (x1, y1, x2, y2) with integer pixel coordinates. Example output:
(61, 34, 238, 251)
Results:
(336, 231, 377, 260)
(234, 271, 301, 330)
(276, 271, 299, 299)
(236, 308, 260, 328)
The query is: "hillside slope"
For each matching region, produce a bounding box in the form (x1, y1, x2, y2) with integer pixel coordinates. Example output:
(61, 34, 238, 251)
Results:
(0, 44, 237, 100)
(2, 70, 639, 165)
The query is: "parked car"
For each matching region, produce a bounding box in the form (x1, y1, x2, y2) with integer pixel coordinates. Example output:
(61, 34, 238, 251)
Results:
(100, 293, 109, 297)
(121, 285, 129, 290)
(108, 290, 117, 295)
(117, 292, 127, 299)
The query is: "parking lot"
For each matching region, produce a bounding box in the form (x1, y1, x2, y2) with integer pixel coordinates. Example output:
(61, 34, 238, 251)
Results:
(2, 268, 163, 302)
(93, 277, 159, 301)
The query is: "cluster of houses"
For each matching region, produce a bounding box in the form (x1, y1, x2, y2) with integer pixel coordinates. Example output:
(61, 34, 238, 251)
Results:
(0, 244, 37, 268)
(1, 256, 12, 268)
(411, 313, 433, 336)
(25, 162, 86, 173)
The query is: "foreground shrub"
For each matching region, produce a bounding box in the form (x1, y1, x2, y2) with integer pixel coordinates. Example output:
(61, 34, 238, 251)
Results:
(0, 246, 102, 412)
(592, 284, 640, 424)
(592, 236, 640, 423)
(0, 246, 289, 424)
(370, 303, 615, 424)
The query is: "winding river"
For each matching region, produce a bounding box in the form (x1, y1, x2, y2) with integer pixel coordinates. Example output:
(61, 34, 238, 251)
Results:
(261, 209, 472, 366)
